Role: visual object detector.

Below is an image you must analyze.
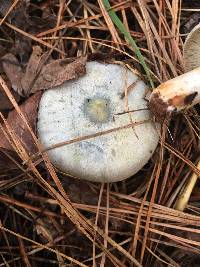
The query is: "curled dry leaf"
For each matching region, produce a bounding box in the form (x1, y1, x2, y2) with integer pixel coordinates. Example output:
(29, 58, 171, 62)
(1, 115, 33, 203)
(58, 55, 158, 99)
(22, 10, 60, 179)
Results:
(0, 92, 42, 154)
(2, 47, 87, 96)
(29, 56, 87, 93)
(2, 53, 24, 95)
(35, 218, 55, 243)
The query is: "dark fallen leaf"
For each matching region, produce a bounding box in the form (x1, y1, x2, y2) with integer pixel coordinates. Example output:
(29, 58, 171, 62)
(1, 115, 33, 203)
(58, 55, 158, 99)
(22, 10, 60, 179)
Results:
(12, 36, 32, 66)
(0, 92, 42, 154)
(27, 4, 56, 34)
(0, 44, 7, 70)
(0, 148, 19, 171)
(0, 80, 20, 111)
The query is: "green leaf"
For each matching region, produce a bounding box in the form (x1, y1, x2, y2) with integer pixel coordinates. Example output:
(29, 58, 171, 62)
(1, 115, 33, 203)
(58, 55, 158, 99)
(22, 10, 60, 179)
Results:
(102, 0, 154, 88)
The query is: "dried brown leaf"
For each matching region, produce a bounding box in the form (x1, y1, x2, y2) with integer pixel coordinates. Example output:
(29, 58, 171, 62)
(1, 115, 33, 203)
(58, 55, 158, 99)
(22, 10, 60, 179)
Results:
(0, 92, 42, 154)
(21, 46, 46, 95)
(2, 49, 87, 96)
(2, 53, 24, 95)
(28, 56, 87, 93)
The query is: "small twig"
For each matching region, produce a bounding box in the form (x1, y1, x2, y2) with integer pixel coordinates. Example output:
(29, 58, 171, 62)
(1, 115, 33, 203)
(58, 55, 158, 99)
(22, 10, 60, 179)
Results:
(114, 108, 148, 116)
(28, 119, 151, 164)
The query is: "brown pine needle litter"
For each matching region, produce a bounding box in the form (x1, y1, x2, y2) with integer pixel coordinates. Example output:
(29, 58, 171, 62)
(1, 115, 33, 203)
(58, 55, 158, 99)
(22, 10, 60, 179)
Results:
(0, 0, 200, 266)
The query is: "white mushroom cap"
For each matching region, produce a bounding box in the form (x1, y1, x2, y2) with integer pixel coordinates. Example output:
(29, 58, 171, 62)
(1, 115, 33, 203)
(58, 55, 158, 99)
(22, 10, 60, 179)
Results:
(184, 23, 200, 71)
(37, 61, 159, 183)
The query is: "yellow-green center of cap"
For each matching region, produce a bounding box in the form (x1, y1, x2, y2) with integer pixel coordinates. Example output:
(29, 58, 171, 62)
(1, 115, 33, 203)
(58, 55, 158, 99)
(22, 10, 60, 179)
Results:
(85, 98, 110, 123)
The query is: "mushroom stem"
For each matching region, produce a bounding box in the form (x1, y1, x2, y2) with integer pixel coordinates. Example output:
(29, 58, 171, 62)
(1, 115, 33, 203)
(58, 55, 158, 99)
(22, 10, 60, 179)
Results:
(149, 67, 200, 121)
(151, 23, 200, 210)
(174, 160, 200, 211)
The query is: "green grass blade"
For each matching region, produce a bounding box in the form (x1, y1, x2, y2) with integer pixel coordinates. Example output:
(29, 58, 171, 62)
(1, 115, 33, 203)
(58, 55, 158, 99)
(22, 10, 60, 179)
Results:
(102, 0, 154, 88)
